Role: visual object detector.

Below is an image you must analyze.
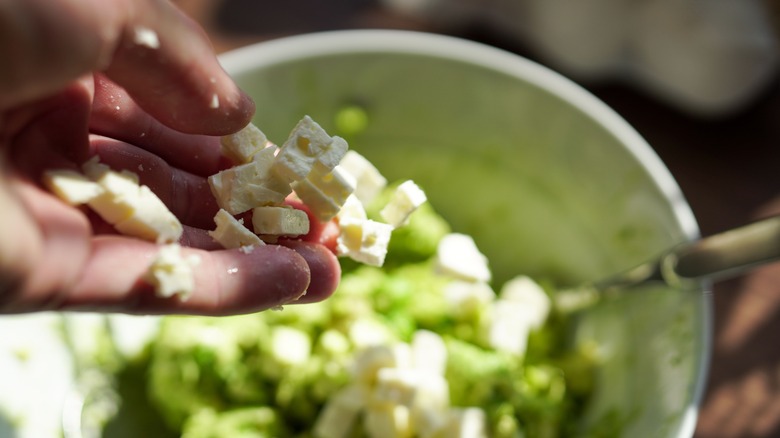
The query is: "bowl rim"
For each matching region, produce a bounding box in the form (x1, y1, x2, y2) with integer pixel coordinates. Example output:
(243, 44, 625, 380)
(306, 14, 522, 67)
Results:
(218, 29, 712, 437)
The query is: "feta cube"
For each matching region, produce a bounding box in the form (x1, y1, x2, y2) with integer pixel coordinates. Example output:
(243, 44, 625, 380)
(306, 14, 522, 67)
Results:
(208, 208, 264, 249)
(337, 218, 393, 267)
(208, 147, 292, 215)
(338, 194, 368, 222)
(251, 205, 309, 237)
(78, 159, 183, 243)
(364, 404, 412, 438)
(145, 243, 200, 300)
(380, 180, 427, 227)
(220, 123, 268, 164)
(273, 115, 348, 183)
(434, 233, 491, 283)
(352, 343, 412, 384)
(42, 169, 103, 205)
(444, 280, 496, 319)
(339, 150, 387, 204)
(442, 407, 488, 438)
(113, 185, 183, 243)
(484, 300, 533, 356)
(313, 385, 368, 438)
(411, 330, 447, 376)
(291, 165, 356, 222)
(499, 275, 551, 329)
(270, 326, 311, 366)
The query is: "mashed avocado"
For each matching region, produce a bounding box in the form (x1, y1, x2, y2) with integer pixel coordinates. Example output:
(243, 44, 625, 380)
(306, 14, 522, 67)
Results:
(103, 185, 599, 438)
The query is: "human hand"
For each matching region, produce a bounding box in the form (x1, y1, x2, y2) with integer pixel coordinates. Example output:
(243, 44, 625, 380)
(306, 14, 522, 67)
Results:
(0, 0, 341, 315)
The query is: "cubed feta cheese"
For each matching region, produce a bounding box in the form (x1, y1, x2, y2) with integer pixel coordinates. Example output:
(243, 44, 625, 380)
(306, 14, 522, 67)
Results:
(484, 300, 533, 356)
(499, 275, 551, 329)
(208, 208, 264, 249)
(270, 326, 312, 366)
(251, 205, 309, 237)
(442, 407, 488, 438)
(291, 165, 356, 222)
(145, 243, 200, 300)
(411, 330, 447, 376)
(208, 148, 292, 215)
(339, 150, 388, 205)
(78, 158, 183, 243)
(337, 218, 393, 267)
(313, 385, 368, 438)
(273, 115, 348, 183)
(364, 404, 412, 438)
(113, 185, 183, 243)
(42, 169, 103, 205)
(444, 280, 496, 319)
(434, 233, 491, 283)
(220, 123, 268, 164)
(380, 180, 427, 228)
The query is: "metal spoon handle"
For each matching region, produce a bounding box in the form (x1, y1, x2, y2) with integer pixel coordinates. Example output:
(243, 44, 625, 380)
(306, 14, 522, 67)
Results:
(591, 215, 780, 293)
(668, 215, 780, 283)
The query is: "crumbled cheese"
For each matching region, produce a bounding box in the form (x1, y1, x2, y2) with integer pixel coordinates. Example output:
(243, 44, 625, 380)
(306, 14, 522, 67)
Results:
(434, 233, 491, 283)
(339, 150, 388, 205)
(220, 123, 269, 164)
(251, 205, 310, 237)
(273, 115, 348, 183)
(291, 165, 356, 222)
(208, 208, 264, 249)
(42, 169, 103, 205)
(145, 243, 200, 300)
(380, 180, 427, 228)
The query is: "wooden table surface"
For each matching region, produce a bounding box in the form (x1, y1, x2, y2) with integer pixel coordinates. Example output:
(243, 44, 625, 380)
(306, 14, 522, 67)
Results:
(175, 1, 780, 436)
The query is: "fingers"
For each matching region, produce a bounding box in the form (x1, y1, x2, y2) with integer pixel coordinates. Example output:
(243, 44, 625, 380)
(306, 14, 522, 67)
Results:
(101, 0, 255, 135)
(89, 75, 230, 177)
(0, 0, 254, 135)
(58, 236, 339, 316)
(278, 240, 341, 303)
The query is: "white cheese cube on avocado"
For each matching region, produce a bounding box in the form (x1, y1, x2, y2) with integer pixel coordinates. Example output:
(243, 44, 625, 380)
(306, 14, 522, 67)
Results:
(270, 326, 312, 366)
(114, 185, 183, 243)
(411, 330, 447, 376)
(208, 208, 264, 249)
(313, 385, 368, 438)
(442, 407, 488, 438)
(292, 165, 356, 222)
(374, 368, 420, 406)
(484, 300, 532, 356)
(145, 243, 200, 300)
(337, 218, 393, 267)
(352, 343, 412, 384)
(42, 169, 103, 205)
(380, 180, 427, 227)
(220, 122, 268, 164)
(434, 233, 491, 283)
(364, 404, 412, 438)
(499, 275, 551, 329)
(444, 280, 496, 319)
(339, 150, 387, 204)
(251, 205, 309, 236)
(273, 115, 348, 183)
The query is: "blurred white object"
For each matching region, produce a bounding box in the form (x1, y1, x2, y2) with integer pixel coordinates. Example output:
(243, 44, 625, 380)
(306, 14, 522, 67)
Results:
(381, 0, 779, 116)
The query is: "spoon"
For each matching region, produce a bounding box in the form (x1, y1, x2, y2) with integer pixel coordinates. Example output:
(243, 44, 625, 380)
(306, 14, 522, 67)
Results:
(555, 215, 780, 310)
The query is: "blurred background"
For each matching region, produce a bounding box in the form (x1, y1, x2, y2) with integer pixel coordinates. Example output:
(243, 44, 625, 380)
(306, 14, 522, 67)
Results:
(174, 0, 780, 436)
